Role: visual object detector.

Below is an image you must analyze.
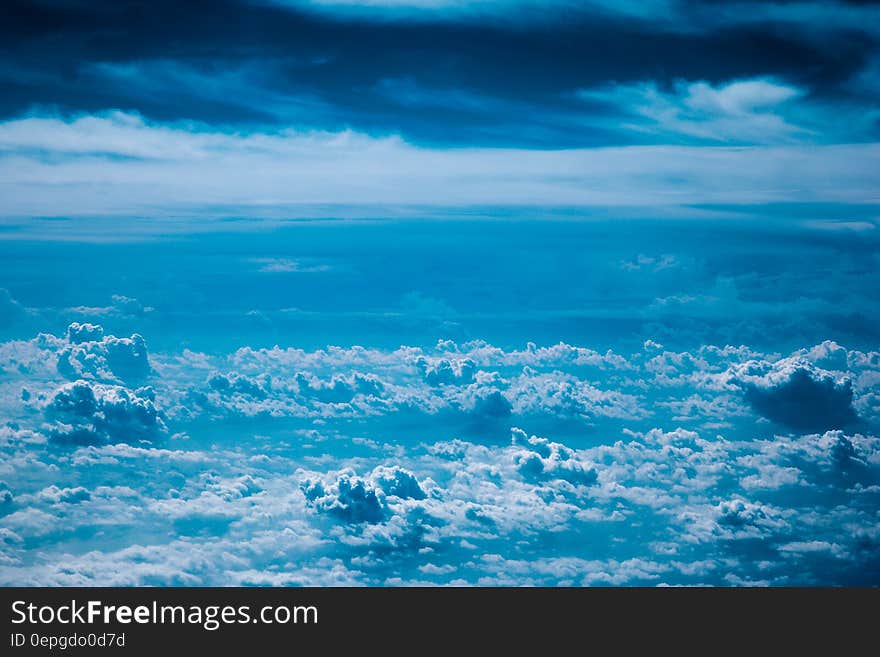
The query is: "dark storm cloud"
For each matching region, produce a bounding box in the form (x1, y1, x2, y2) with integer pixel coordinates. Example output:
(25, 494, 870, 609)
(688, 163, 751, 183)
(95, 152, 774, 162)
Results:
(1, 0, 877, 146)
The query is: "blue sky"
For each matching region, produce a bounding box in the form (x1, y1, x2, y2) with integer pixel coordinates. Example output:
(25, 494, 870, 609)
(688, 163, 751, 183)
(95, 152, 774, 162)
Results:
(0, 1, 879, 586)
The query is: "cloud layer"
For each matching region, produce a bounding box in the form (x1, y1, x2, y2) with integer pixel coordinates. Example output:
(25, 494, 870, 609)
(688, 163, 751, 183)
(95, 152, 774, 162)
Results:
(1, 112, 878, 215)
(1, 319, 878, 585)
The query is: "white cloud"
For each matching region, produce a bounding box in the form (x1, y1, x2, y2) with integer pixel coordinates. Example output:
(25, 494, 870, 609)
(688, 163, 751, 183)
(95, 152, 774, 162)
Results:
(2, 328, 880, 584)
(580, 77, 810, 143)
(687, 79, 801, 115)
(57, 323, 151, 384)
(0, 112, 878, 216)
(44, 379, 168, 446)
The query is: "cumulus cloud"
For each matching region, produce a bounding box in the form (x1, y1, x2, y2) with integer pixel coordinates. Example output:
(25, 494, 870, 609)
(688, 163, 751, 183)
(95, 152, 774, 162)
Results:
(0, 337, 59, 381)
(207, 371, 273, 400)
(295, 372, 385, 403)
(301, 465, 427, 524)
(508, 370, 645, 421)
(510, 428, 598, 486)
(2, 329, 880, 585)
(66, 322, 105, 344)
(147, 337, 880, 444)
(38, 485, 91, 504)
(714, 498, 777, 534)
(739, 366, 858, 432)
(44, 380, 168, 445)
(301, 470, 386, 523)
(182, 368, 391, 420)
(467, 388, 513, 421)
(415, 356, 476, 385)
(371, 466, 428, 500)
(57, 323, 151, 384)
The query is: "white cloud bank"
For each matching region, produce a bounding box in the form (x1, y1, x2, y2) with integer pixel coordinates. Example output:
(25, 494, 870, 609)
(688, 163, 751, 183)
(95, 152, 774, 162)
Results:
(1, 322, 879, 584)
(0, 112, 877, 216)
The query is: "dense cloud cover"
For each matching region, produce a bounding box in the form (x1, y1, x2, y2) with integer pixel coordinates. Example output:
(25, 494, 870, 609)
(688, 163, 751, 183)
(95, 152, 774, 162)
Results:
(1, 317, 878, 585)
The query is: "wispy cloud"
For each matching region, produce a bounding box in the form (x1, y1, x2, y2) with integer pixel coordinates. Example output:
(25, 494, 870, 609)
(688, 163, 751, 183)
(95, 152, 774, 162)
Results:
(580, 78, 811, 144)
(1, 112, 877, 216)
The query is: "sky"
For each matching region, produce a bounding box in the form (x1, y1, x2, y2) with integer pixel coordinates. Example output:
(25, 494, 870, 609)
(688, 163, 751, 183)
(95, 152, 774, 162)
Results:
(0, 1, 879, 586)
(0, 0, 879, 214)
